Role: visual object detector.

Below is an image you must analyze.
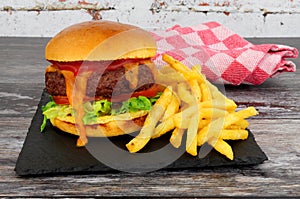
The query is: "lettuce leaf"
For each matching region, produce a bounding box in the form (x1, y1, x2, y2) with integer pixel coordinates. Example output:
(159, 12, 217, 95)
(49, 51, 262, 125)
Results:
(82, 100, 112, 124)
(41, 92, 162, 132)
(40, 98, 75, 132)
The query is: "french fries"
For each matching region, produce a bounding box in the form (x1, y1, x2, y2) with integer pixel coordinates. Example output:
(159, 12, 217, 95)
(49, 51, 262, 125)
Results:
(126, 54, 258, 160)
(170, 128, 185, 148)
(126, 86, 173, 153)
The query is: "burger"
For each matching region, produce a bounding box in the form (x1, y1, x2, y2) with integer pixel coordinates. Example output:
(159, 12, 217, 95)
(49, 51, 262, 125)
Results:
(41, 20, 161, 146)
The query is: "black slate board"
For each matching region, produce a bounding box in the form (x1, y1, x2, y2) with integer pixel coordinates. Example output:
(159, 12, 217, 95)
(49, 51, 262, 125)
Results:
(15, 91, 267, 176)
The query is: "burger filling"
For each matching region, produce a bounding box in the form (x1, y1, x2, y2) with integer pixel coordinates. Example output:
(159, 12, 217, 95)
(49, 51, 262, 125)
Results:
(41, 60, 162, 134)
(45, 63, 155, 99)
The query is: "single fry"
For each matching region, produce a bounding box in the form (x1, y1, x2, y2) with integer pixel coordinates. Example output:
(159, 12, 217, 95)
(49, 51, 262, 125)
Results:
(197, 129, 208, 147)
(219, 129, 249, 140)
(126, 86, 173, 153)
(209, 139, 234, 160)
(162, 54, 190, 74)
(126, 137, 151, 153)
(200, 82, 212, 102)
(170, 128, 185, 148)
(200, 108, 228, 119)
(186, 113, 199, 156)
(162, 54, 198, 81)
(198, 119, 211, 129)
(186, 79, 201, 156)
(224, 107, 258, 128)
(199, 99, 237, 111)
(189, 79, 202, 104)
(156, 71, 186, 84)
(205, 79, 227, 101)
(152, 117, 175, 139)
(191, 65, 206, 84)
(228, 119, 249, 130)
(177, 82, 194, 105)
(161, 93, 180, 121)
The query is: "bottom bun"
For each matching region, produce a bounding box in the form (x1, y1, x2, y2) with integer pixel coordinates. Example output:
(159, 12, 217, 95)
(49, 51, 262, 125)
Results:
(50, 115, 146, 137)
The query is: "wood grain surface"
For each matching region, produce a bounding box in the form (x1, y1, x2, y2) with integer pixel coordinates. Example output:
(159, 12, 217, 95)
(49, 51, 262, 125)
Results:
(0, 37, 299, 197)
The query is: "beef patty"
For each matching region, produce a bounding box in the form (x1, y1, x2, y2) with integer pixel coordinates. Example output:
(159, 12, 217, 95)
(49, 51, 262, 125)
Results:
(45, 64, 155, 98)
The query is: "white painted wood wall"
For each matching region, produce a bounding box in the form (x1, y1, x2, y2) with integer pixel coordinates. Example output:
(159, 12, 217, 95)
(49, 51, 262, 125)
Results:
(1, 0, 300, 37)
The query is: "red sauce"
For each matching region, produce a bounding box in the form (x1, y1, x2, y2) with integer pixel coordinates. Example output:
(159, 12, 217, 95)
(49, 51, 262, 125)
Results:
(48, 59, 146, 76)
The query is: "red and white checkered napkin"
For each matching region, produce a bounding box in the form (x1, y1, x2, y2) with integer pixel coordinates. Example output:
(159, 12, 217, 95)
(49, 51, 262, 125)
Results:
(151, 21, 299, 85)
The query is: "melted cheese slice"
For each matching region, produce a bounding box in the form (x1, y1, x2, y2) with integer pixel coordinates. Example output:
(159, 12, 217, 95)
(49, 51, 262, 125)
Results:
(124, 62, 139, 89)
(123, 59, 157, 90)
(56, 110, 149, 125)
(60, 69, 92, 146)
(45, 65, 58, 72)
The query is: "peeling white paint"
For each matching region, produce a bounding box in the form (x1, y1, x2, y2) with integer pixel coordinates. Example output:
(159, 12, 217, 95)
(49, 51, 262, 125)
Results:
(1, 0, 300, 37)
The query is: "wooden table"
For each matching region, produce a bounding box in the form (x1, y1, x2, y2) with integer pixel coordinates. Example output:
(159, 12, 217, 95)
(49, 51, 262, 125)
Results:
(0, 37, 299, 197)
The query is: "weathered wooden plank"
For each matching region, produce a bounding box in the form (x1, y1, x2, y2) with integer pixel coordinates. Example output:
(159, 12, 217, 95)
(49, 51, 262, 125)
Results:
(225, 79, 300, 119)
(1, 165, 299, 197)
(0, 116, 299, 197)
(0, 37, 48, 83)
(0, 83, 43, 118)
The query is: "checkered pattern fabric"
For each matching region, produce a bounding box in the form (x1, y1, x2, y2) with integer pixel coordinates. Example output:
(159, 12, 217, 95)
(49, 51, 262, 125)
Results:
(151, 22, 298, 85)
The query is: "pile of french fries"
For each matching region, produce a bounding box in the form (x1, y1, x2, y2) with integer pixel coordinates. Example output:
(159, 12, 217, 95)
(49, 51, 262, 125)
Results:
(126, 54, 258, 160)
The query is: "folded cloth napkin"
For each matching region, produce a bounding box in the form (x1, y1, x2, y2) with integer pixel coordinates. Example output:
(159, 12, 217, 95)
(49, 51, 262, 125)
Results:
(151, 21, 299, 85)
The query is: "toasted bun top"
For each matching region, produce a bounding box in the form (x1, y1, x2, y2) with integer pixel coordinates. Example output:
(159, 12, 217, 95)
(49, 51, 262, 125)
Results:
(45, 21, 157, 61)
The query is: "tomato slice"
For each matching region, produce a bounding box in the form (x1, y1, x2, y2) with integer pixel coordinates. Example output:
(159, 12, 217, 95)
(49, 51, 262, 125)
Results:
(111, 85, 161, 102)
(132, 84, 160, 98)
(52, 96, 71, 105)
(52, 85, 161, 105)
